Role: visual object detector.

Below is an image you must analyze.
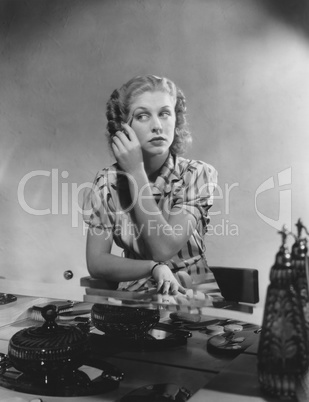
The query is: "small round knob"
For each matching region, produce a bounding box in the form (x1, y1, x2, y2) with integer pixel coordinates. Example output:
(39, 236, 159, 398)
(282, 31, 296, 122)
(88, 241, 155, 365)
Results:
(41, 304, 58, 331)
(64, 270, 73, 280)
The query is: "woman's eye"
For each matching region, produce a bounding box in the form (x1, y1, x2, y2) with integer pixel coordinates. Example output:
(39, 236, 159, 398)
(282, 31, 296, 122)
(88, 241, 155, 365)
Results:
(160, 111, 171, 118)
(136, 114, 149, 121)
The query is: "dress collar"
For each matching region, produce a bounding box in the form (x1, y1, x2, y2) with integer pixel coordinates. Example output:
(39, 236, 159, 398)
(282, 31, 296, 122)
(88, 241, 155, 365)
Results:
(152, 153, 182, 196)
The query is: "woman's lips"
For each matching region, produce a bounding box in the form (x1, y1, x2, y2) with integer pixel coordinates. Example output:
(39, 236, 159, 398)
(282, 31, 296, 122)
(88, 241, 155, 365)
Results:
(150, 137, 165, 142)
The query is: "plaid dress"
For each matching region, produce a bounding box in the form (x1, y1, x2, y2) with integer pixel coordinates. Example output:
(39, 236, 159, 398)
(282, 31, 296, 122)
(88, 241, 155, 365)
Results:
(83, 153, 218, 291)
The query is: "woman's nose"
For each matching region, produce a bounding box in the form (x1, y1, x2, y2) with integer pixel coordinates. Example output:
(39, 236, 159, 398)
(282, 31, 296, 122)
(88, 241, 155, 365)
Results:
(151, 117, 162, 133)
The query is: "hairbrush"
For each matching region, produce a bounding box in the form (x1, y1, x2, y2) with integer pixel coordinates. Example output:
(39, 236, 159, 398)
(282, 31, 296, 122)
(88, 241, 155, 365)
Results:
(29, 300, 76, 321)
(57, 308, 91, 321)
(29, 301, 92, 322)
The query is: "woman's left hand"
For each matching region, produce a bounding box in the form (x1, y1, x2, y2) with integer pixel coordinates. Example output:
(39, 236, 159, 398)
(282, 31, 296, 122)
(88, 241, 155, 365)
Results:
(151, 264, 186, 296)
(111, 122, 144, 175)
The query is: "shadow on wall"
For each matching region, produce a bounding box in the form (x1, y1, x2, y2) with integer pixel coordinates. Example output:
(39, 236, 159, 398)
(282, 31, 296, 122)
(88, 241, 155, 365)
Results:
(0, 0, 92, 44)
(1, 0, 309, 42)
(259, 0, 309, 38)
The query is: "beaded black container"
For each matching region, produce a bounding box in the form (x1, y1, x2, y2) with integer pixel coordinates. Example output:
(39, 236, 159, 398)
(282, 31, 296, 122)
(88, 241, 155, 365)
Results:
(91, 304, 160, 340)
(1, 305, 124, 397)
(8, 304, 89, 376)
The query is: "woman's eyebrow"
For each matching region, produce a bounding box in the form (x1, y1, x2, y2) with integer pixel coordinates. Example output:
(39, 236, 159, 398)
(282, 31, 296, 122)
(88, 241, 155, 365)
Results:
(132, 105, 172, 114)
(133, 106, 148, 112)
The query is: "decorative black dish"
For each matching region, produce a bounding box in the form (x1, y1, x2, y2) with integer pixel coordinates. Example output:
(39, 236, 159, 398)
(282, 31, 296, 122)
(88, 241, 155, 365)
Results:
(91, 303, 160, 339)
(91, 304, 191, 349)
(0, 304, 124, 397)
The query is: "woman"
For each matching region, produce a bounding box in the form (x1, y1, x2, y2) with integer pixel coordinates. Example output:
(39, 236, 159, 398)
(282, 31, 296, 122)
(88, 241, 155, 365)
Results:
(83, 75, 218, 297)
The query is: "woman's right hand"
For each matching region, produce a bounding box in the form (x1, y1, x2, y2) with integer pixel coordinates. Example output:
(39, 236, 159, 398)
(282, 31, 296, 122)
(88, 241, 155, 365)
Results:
(111, 122, 144, 175)
(151, 264, 186, 296)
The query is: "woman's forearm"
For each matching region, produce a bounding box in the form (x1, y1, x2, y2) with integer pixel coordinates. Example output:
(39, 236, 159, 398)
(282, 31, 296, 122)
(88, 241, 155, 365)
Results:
(85, 230, 186, 295)
(128, 169, 194, 260)
(86, 227, 156, 281)
(87, 250, 155, 282)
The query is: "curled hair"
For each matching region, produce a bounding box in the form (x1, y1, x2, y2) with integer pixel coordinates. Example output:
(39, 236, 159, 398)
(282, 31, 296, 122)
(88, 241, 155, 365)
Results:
(105, 75, 192, 155)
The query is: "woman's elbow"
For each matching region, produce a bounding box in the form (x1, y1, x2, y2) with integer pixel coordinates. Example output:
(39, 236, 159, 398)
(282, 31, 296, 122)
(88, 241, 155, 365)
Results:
(150, 244, 179, 262)
(86, 255, 106, 279)
(86, 261, 101, 279)
(86, 262, 118, 289)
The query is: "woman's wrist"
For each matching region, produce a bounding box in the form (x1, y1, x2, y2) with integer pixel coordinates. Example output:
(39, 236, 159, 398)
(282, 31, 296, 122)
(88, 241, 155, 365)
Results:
(150, 262, 165, 276)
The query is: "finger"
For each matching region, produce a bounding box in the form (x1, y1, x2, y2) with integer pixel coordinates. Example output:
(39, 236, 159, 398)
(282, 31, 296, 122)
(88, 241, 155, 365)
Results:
(121, 122, 138, 142)
(126, 113, 134, 126)
(114, 131, 131, 144)
(156, 280, 164, 293)
(162, 280, 171, 295)
(112, 135, 127, 152)
(111, 142, 119, 155)
(177, 285, 187, 295)
(177, 271, 193, 289)
(170, 282, 178, 296)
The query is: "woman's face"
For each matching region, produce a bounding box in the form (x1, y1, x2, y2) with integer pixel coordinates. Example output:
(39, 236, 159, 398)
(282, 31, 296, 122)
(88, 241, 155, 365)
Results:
(129, 90, 176, 156)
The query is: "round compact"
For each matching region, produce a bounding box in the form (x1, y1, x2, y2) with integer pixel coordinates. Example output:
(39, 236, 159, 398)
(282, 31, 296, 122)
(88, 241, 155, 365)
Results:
(206, 325, 224, 335)
(224, 324, 243, 332)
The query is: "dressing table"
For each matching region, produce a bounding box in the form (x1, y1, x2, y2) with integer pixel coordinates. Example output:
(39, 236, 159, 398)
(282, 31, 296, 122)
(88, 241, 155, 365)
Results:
(0, 268, 286, 402)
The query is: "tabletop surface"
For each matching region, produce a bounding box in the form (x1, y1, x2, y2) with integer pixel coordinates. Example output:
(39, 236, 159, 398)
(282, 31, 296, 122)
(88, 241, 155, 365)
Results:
(0, 295, 285, 402)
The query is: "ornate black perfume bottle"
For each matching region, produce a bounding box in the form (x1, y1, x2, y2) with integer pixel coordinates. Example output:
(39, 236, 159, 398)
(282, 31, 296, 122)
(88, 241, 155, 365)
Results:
(257, 226, 309, 399)
(291, 219, 309, 310)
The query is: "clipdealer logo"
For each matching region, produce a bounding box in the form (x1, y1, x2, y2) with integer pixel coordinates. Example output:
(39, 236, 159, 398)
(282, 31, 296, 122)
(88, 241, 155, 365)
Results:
(254, 167, 292, 231)
(17, 169, 93, 228)
(16, 168, 240, 236)
(17, 167, 292, 235)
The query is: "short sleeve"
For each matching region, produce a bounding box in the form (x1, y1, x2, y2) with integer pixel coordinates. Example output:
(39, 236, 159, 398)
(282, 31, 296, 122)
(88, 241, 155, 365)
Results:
(173, 161, 218, 232)
(82, 170, 115, 230)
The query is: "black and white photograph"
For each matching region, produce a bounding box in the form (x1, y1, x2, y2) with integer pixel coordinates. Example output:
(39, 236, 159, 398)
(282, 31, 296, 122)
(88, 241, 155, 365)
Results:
(0, 1, 309, 401)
